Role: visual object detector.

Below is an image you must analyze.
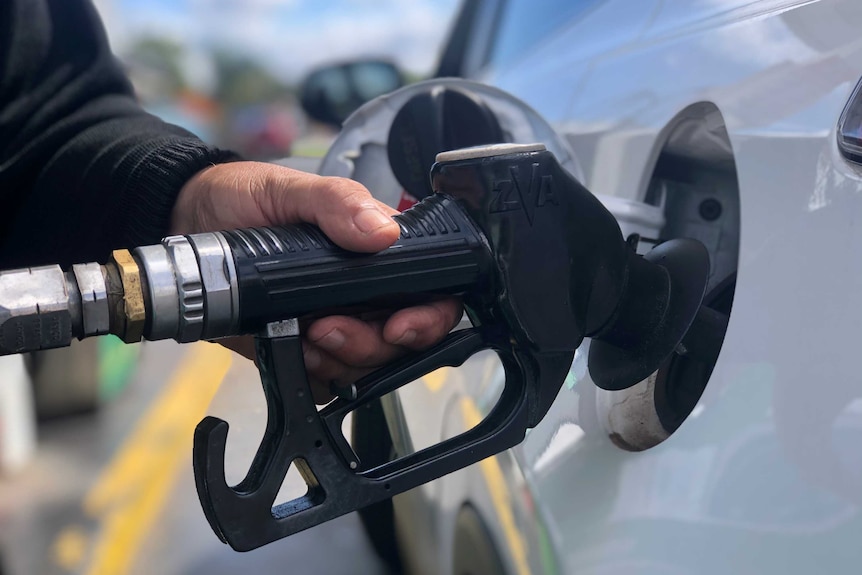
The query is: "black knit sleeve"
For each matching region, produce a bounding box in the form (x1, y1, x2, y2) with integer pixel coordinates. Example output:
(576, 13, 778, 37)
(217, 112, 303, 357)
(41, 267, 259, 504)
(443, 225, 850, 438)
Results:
(0, 0, 239, 268)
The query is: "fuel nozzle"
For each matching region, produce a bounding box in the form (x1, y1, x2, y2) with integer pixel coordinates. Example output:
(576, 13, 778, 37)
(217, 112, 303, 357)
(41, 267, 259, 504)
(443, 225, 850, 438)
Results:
(587, 239, 711, 390)
(428, 144, 711, 394)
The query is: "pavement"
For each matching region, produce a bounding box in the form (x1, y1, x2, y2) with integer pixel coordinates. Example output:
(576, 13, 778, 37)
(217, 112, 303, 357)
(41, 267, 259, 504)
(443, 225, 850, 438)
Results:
(0, 340, 390, 575)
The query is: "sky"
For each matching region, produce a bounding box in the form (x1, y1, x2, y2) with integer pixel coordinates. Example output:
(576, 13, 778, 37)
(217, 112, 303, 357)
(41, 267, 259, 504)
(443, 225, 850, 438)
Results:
(93, 0, 460, 85)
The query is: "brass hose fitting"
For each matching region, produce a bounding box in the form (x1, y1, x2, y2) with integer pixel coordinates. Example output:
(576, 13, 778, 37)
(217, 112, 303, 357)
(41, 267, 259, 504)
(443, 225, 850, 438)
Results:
(110, 249, 146, 343)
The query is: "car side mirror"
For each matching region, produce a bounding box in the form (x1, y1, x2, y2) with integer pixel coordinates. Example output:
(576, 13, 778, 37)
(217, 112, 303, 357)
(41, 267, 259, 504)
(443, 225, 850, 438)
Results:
(300, 60, 405, 127)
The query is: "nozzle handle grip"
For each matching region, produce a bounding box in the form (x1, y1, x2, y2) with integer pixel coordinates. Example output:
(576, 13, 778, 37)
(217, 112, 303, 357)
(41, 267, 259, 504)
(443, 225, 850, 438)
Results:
(222, 194, 490, 335)
(193, 324, 574, 551)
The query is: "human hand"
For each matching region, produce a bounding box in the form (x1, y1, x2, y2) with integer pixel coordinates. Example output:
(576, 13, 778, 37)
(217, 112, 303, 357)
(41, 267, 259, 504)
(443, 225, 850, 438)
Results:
(170, 161, 462, 402)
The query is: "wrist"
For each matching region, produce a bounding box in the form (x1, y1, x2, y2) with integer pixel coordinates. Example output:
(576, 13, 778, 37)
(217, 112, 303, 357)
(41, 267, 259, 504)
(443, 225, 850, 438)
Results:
(169, 164, 216, 236)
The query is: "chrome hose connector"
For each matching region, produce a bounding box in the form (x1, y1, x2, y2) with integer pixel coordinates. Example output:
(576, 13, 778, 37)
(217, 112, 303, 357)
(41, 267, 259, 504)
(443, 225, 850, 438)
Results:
(71, 263, 109, 336)
(134, 244, 180, 340)
(133, 233, 239, 343)
(186, 232, 239, 339)
(163, 236, 205, 343)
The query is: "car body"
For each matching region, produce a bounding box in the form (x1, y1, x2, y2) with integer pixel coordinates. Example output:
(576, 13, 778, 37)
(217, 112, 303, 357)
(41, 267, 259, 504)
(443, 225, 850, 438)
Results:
(357, 1, 862, 574)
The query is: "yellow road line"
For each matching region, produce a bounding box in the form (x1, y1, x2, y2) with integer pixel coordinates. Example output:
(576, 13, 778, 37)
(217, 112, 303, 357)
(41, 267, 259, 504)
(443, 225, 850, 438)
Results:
(421, 367, 451, 393)
(52, 525, 88, 571)
(460, 397, 532, 575)
(81, 343, 232, 575)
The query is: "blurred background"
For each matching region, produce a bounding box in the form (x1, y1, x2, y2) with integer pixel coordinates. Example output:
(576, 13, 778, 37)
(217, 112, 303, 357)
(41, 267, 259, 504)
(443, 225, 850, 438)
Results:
(3, 2, 857, 575)
(95, 0, 459, 159)
(0, 2, 459, 575)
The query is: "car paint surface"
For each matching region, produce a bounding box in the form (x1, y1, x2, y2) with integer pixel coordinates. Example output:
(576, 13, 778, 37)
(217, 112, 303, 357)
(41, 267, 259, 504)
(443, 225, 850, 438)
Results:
(392, 1, 862, 573)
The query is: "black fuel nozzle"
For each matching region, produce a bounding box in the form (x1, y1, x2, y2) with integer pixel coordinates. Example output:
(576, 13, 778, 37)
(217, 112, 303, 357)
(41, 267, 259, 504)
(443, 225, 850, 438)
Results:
(429, 144, 710, 393)
(191, 143, 710, 551)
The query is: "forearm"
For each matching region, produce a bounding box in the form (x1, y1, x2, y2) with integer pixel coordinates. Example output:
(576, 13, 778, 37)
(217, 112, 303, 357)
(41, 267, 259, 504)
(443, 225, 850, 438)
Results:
(0, 0, 236, 268)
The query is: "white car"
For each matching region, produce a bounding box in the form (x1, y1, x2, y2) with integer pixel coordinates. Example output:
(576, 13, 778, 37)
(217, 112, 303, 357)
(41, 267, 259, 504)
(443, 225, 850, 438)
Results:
(307, 1, 862, 573)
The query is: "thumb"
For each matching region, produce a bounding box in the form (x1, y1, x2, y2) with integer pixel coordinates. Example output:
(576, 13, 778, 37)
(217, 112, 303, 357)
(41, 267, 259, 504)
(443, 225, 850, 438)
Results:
(259, 166, 401, 253)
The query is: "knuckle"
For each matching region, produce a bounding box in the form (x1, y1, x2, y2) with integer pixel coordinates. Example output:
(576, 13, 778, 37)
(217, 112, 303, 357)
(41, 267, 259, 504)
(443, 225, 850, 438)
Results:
(437, 299, 463, 327)
(323, 177, 371, 204)
(353, 346, 379, 367)
(418, 306, 446, 332)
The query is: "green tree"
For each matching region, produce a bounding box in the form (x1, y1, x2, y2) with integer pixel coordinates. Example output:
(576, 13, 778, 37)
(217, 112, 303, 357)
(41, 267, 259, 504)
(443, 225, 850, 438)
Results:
(212, 51, 293, 108)
(126, 37, 187, 96)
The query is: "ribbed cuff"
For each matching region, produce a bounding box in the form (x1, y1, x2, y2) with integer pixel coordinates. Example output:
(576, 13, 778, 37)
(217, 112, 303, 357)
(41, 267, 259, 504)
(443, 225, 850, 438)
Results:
(119, 138, 240, 247)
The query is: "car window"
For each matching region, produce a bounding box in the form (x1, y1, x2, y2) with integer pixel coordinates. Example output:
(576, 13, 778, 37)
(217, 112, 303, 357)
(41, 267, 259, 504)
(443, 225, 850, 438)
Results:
(486, 0, 604, 69)
(350, 62, 403, 102)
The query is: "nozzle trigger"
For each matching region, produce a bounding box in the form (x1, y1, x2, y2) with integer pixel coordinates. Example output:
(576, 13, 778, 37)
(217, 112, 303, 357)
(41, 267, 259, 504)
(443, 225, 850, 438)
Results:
(192, 321, 572, 551)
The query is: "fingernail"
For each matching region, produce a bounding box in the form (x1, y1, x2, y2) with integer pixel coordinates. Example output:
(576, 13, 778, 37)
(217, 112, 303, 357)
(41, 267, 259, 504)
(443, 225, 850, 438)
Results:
(315, 329, 345, 352)
(393, 329, 417, 346)
(354, 208, 393, 234)
(304, 347, 321, 370)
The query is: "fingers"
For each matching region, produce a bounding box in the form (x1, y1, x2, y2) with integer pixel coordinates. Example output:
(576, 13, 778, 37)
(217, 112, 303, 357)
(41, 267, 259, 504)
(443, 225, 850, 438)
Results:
(174, 162, 400, 252)
(306, 315, 403, 367)
(259, 166, 400, 253)
(383, 297, 463, 349)
(304, 299, 461, 376)
(303, 298, 462, 405)
(304, 314, 406, 404)
(221, 299, 464, 405)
